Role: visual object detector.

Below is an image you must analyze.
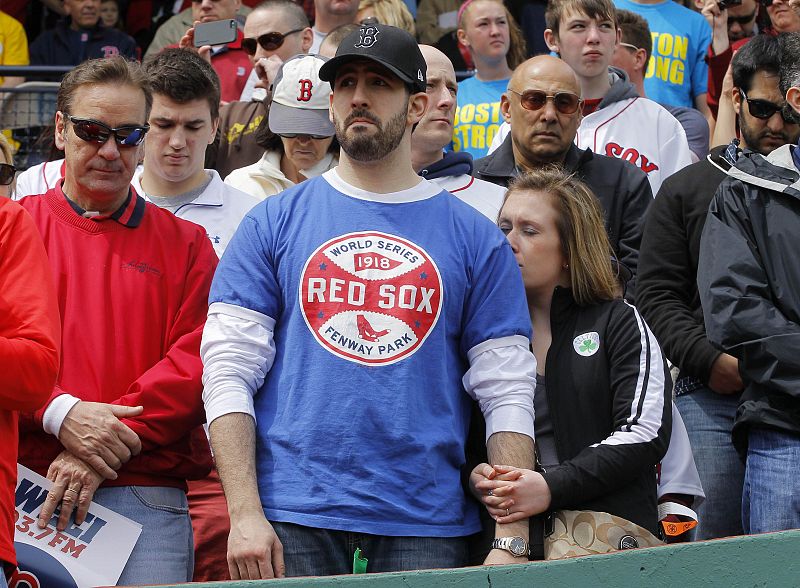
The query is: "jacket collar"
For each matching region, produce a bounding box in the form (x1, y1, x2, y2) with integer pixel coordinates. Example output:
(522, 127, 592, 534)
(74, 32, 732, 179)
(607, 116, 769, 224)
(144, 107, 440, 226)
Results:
(478, 135, 591, 180)
(727, 143, 800, 200)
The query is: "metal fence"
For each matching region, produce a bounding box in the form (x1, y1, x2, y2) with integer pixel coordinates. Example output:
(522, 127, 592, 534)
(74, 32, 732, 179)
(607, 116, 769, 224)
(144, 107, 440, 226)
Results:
(0, 66, 71, 170)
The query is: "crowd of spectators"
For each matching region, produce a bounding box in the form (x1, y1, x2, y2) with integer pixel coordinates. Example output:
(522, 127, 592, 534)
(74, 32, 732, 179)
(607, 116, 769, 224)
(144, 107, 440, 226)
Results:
(1, 0, 800, 586)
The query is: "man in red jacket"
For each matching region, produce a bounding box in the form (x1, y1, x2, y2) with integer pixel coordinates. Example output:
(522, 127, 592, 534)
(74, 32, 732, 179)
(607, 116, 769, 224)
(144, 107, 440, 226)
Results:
(16, 56, 218, 586)
(0, 198, 61, 587)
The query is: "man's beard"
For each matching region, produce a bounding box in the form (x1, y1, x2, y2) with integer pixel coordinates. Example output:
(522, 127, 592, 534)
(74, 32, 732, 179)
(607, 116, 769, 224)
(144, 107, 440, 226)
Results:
(739, 111, 791, 155)
(334, 107, 407, 162)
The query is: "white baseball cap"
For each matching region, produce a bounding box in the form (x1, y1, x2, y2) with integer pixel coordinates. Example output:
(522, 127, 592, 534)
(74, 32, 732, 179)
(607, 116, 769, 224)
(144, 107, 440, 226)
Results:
(269, 54, 335, 138)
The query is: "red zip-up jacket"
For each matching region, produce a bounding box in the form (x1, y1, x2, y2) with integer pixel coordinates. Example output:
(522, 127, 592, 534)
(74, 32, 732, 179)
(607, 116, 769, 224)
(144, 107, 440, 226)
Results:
(0, 198, 60, 568)
(18, 185, 216, 490)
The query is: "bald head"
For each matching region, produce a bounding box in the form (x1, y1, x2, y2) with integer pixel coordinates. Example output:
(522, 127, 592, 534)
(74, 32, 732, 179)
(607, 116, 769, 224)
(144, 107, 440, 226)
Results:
(501, 55, 584, 169)
(420, 45, 455, 81)
(510, 55, 582, 98)
(412, 45, 460, 168)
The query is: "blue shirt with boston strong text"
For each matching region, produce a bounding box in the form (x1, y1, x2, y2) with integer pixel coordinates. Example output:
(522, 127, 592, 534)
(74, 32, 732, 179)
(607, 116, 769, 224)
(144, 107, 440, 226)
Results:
(210, 169, 531, 537)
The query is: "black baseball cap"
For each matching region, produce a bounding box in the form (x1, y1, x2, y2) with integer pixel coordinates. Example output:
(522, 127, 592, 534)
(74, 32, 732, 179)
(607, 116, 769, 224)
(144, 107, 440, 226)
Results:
(318, 23, 427, 93)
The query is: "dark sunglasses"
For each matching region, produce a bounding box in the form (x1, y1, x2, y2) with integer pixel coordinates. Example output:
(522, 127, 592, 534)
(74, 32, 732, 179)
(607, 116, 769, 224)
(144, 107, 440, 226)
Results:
(740, 90, 796, 123)
(0, 163, 16, 185)
(241, 29, 304, 55)
(64, 114, 149, 147)
(278, 133, 330, 140)
(508, 89, 582, 115)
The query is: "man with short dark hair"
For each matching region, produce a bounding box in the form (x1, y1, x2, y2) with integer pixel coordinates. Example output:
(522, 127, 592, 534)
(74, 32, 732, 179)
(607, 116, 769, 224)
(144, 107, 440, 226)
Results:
(30, 0, 137, 65)
(475, 54, 652, 295)
(202, 23, 536, 580)
(638, 34, 800, 540)
(697, 31, 800, 536)
(17, 56, 218, 586)
(139, 48, 258, 257)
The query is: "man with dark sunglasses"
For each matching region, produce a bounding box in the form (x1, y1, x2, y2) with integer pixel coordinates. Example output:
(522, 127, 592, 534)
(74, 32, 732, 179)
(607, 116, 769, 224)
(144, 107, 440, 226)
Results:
(15, 56, 219, 586)
(698, 31, 800, 538)
(475, 55, 652, 298)
(488, 0, 692, 194)
(638, 33, 799, 541)
(210, 0, 313, 179)
(705, 0, 800, 117)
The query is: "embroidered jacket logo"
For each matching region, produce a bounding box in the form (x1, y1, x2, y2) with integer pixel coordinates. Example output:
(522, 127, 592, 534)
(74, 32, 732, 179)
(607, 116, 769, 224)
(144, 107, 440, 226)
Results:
(299, 231, 442, 365)
(573, 332, 600, 357)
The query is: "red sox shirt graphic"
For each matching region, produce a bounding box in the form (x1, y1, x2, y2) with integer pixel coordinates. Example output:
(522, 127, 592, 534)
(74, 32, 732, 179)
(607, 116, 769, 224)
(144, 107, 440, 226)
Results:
(299, 231, 443, 365)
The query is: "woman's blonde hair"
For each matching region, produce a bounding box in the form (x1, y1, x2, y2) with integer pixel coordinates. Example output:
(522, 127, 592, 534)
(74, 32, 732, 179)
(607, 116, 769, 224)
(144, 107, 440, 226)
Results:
(0, 133, 13, 167)
(504, 167, 619, 306)
(458, 0, 528, 70)
(358, 0, 415, 36)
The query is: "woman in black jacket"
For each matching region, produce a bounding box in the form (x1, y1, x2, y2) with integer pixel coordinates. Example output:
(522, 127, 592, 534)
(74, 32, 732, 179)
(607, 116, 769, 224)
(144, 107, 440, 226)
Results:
(471, 168, 672, 559)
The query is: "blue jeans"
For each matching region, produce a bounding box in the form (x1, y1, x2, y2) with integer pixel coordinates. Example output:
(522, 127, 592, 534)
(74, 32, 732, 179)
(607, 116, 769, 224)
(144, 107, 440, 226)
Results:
(0, 569, 6, 588)
(742, 428, 800, 534)
(92, 486, 193, 585)
(675, 387, 745, 539)
(271, 522, 468, 577)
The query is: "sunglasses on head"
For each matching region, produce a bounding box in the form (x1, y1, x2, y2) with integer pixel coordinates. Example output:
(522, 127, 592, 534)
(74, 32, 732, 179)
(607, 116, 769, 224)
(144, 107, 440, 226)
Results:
(0, 163, 16, 186)
(740, 90, 796, 123)
(64, 114, 149, 147)
(508, 89, 582, 115)
(241, 29, 304, 55)
(278, 132, 330, 140)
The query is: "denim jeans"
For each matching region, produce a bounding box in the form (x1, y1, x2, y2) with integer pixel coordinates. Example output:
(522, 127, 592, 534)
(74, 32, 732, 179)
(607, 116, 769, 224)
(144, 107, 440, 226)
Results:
(271, 522, 468, 577)
(742, 427, 800, 534)
(675, 387, 745, 539)
(0, 569, 6, 588)
(92, 486, 193, 585)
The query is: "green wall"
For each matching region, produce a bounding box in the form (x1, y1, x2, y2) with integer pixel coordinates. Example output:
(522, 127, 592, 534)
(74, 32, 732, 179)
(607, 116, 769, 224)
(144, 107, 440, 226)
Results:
(151, 530, 800, 588)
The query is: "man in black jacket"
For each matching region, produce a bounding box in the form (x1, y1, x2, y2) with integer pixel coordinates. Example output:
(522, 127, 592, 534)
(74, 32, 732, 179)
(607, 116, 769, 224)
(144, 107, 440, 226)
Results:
(474, 55, 652, 298)
(638, 34, 799, 539)
(30, 0, 137, 66)
(697, 32, 800, 536)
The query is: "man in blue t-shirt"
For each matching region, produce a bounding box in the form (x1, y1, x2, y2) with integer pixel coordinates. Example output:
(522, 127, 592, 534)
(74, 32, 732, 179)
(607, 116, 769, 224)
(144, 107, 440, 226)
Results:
(614, 0, 711, 117)
(201, 23, 537, 580)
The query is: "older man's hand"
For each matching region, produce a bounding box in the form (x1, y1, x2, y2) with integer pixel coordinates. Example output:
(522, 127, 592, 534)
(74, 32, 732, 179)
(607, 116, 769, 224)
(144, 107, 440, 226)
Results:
(38, 451, 103, 531)
(58, 401, 143, 479)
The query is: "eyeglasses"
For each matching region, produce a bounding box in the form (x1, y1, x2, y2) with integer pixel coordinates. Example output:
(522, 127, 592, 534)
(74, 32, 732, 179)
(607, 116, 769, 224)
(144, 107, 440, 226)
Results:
(278, 133, 330, 140)
(508, 89, 582, 115)
(241, 29, 304, 55)
(0, 163, 16, 185)
(739, 90, 796, 123)
(619, 42, 641, 52)
(64, 114, 149, 147)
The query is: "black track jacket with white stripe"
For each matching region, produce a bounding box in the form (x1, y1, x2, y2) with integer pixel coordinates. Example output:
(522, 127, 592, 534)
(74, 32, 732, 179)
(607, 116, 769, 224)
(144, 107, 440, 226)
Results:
(540, 288, 672, 534)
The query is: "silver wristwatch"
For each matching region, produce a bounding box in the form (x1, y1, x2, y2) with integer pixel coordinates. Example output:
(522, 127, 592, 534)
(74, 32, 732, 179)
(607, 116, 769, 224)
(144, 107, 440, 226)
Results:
(491, 536, 530, 557)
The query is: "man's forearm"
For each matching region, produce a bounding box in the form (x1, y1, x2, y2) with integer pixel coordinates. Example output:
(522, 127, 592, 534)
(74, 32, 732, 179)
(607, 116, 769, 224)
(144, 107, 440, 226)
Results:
(209, 412, 263, 518)
(487, 431, 534, 539)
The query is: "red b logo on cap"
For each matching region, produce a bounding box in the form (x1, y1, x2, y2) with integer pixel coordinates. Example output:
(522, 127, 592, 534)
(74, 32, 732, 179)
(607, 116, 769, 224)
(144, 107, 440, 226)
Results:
(297, 79, 313, 102)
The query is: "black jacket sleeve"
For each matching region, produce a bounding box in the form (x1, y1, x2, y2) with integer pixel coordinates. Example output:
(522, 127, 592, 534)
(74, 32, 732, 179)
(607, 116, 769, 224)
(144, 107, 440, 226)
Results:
(542, 302, 672, 509)
(698, 179, 800, 398)
(637, 177, 721, 380)
(614, 166, 651, 303)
